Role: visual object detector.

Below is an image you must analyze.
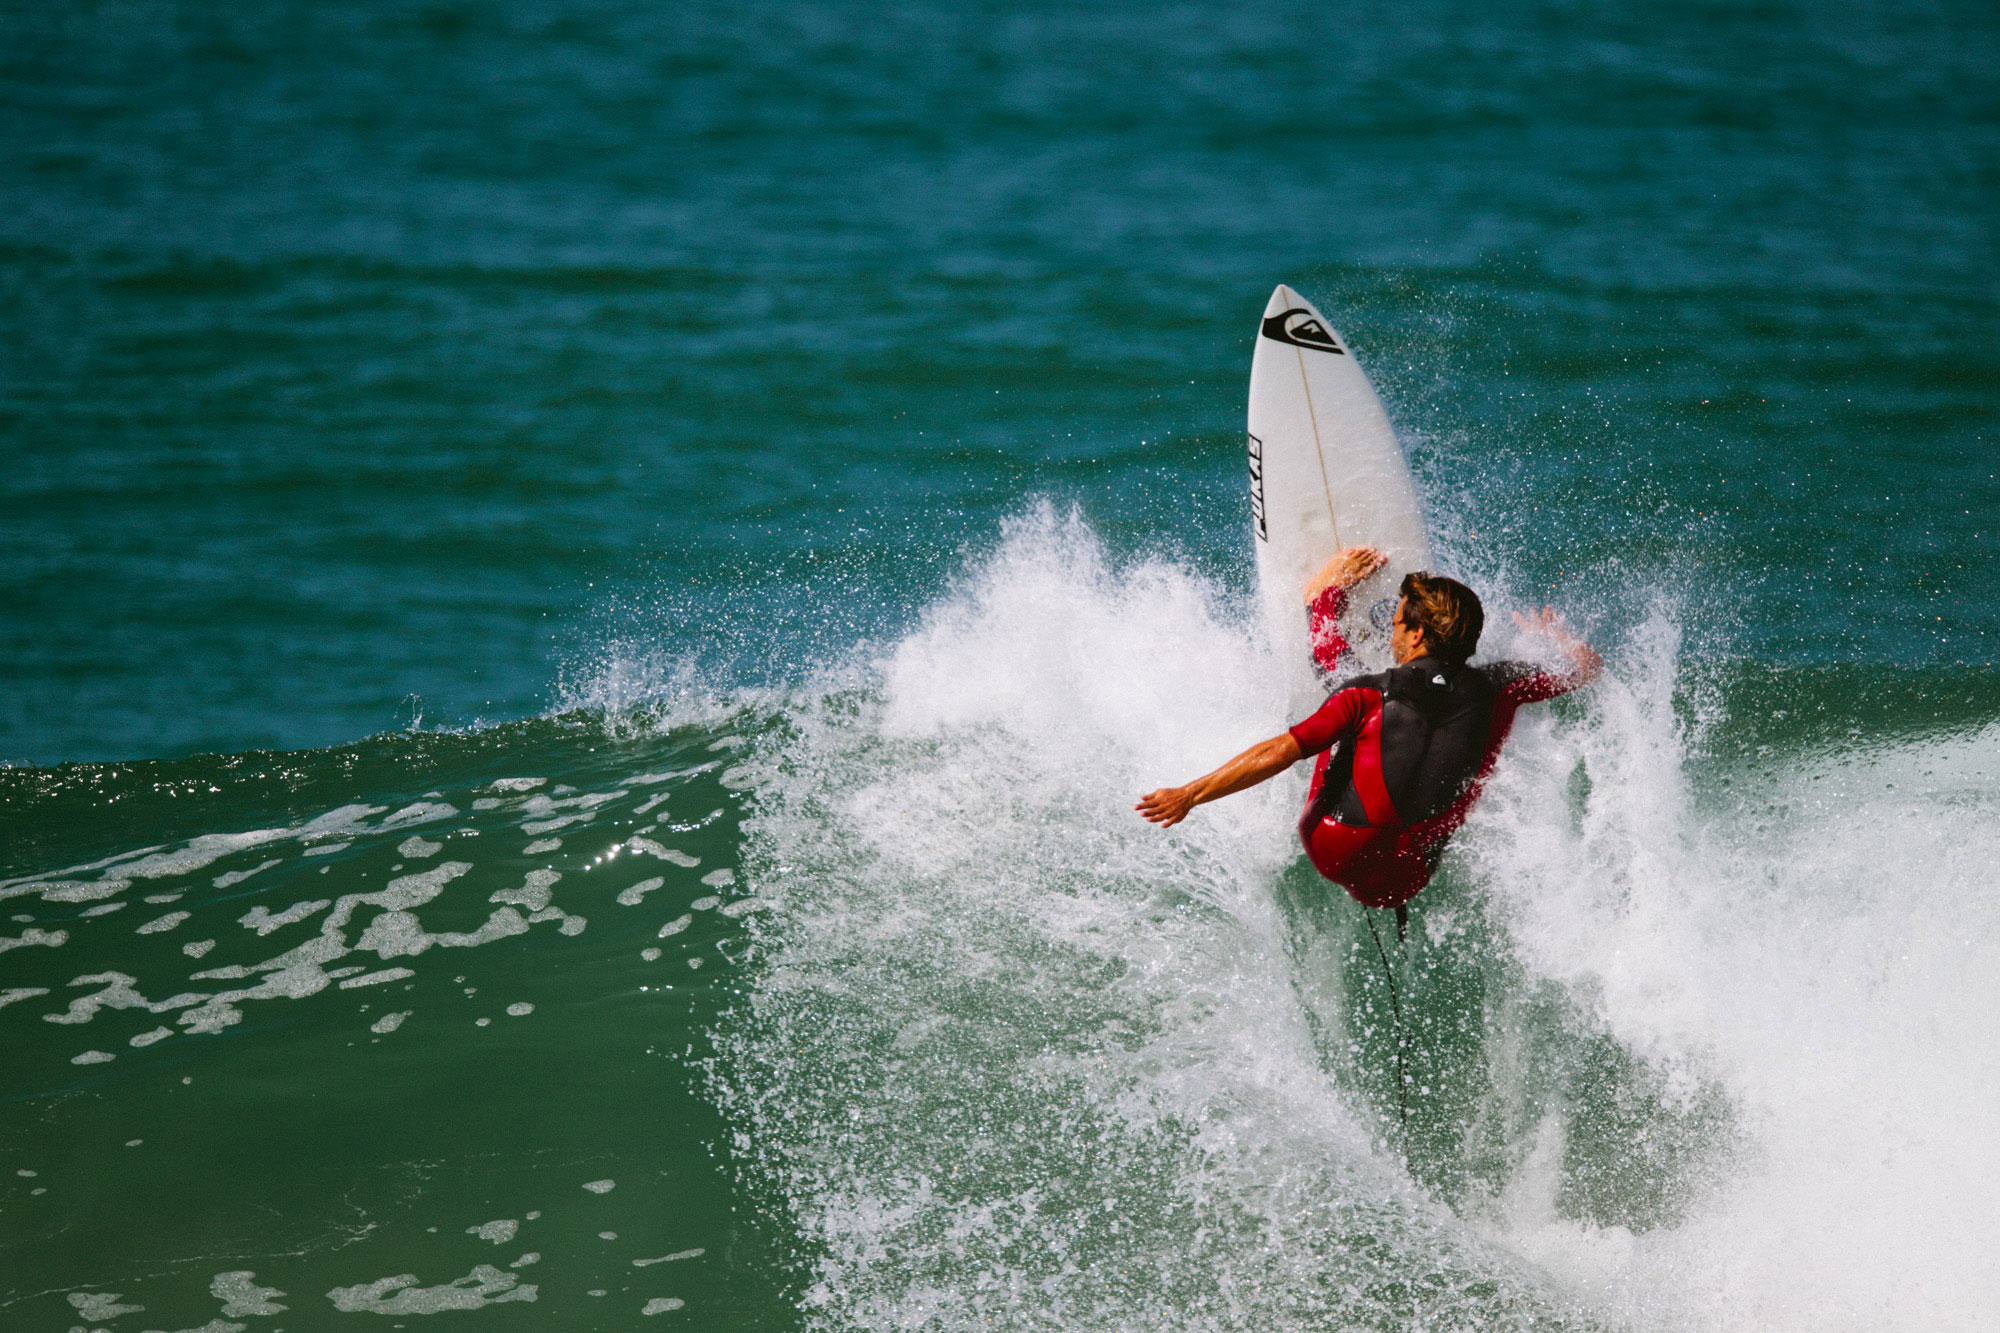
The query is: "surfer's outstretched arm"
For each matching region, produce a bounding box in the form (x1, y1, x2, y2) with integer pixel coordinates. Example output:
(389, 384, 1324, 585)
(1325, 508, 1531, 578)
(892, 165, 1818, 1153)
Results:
(1136, 733, 1304, 828)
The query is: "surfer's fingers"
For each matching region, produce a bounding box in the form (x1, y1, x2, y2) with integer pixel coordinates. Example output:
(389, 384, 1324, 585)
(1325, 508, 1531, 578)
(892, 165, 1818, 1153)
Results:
(1513, 605, 1562, 632)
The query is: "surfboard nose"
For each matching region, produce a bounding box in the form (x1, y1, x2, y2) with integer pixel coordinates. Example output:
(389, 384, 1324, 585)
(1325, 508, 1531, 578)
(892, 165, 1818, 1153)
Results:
(1265, 283, 1300, 317)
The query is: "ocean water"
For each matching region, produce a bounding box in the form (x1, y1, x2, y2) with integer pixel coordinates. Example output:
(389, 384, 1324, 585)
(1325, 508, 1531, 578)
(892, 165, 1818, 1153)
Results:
(3, 1, 1997, 1329)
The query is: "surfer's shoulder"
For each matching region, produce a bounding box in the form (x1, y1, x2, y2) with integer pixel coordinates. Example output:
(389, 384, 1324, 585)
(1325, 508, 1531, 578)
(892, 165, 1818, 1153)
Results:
(1475, 659, 1538, 685)
(1327, 670, 1387, 698)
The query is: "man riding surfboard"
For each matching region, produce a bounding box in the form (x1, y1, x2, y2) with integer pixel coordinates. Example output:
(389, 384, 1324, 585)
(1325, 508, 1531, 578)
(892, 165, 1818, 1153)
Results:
(1136, 547, 1601, 912)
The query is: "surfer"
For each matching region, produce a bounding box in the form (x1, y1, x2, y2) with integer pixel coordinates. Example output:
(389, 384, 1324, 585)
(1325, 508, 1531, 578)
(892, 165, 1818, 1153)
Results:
(1135, 546, 1601, 912)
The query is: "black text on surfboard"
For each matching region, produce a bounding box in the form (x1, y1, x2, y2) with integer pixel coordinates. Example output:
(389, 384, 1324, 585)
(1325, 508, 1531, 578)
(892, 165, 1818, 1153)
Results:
(1260, 309, 1346, 354)
(1247, 432, 1267, 540)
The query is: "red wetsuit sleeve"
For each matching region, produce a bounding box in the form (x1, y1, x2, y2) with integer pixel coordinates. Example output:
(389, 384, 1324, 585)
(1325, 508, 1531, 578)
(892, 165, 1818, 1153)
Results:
(1306, 585, 1351, 678)
(1289, 686, 1371, 757)
(1491, 660, 1581, 706)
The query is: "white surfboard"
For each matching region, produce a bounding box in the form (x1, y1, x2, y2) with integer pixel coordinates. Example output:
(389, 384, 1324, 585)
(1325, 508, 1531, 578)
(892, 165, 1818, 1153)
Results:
(1248, 284, 1432, 706)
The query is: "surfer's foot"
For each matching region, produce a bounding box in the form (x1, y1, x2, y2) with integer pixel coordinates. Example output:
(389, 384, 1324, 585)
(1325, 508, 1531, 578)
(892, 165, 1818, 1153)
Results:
(1304, 546, 1388, 604)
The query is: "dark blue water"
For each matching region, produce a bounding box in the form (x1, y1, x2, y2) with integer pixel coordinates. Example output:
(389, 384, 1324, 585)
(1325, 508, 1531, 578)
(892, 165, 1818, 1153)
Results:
(4, 2, 1997, 1329)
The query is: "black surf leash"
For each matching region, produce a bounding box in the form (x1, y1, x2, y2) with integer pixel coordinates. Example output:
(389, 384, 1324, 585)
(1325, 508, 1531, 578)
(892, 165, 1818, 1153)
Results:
(1362, 906, 1410, 1131)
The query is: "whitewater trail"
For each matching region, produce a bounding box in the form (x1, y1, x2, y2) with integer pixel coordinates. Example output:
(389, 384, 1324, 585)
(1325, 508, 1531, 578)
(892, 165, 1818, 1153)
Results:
(712, 504, 2000, 1332)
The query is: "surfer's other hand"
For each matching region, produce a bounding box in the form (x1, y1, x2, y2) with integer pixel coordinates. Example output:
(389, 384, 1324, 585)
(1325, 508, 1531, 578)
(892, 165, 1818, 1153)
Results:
(1304, 546, 1388, 603)
(1513, 605, 1603, 684)
(1136, 787, 1195, 827)
(1513, 605, 1573, 642)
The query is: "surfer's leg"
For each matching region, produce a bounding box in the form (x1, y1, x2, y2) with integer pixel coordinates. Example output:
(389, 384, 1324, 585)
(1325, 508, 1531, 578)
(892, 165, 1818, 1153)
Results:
(1302, 816, 1387, 902)
(1303, 817, 1434, 909)
(1364, 838, 1435, 910)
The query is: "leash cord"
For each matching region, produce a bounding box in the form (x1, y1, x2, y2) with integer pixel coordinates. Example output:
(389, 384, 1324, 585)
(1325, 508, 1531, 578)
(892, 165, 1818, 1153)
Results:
(1363, 908, 1410, 1131)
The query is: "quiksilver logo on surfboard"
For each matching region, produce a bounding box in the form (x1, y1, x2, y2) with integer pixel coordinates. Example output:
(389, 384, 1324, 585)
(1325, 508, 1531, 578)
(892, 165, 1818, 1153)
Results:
(1260, 308, 1345, 354)
(1247, 432, 1267, 540)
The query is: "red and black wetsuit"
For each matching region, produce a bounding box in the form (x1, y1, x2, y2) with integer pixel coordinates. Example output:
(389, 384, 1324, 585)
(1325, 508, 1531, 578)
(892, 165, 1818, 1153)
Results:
(1291, 585, 1577, 909)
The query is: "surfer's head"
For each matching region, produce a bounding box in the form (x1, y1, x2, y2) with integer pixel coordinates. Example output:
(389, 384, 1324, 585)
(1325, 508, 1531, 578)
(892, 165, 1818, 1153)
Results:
(1395, 572, 1483, 665)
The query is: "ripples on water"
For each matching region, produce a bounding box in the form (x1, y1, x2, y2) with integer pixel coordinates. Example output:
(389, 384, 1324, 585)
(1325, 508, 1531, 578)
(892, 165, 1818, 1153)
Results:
(1, 722, 789, 1326)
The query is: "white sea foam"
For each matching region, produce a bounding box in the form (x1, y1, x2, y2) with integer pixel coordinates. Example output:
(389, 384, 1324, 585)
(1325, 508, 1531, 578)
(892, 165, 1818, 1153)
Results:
(69, 1292, 143, 1320)
(36, 879, 129, 902)
(1460, 658, 2000, 1332)
(326, 1264, 535, 1313)
(491, 869, 558, 912)
(214, 859, 282, 888)
(239, 899, 330, 935)
(618, 876, 667, 906)
(0, 927, 66, 953)
(709, 507, 2000, 1333)
(211, 1271, 286, 1317)
(633, 1248, 703, 1266)
(522, 814, 591, 834)
(45, 972, 208, 1026)
(117, 830, 294, 881)
(339, 967, 416, 989)
(380, 802, 458, 829)
(0, 844, 161, 894)
(171, 861, 536, 1034)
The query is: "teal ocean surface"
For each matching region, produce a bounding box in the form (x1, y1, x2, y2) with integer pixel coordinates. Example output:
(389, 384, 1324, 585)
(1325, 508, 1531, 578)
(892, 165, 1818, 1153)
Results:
(3, 2, 1996, 1329)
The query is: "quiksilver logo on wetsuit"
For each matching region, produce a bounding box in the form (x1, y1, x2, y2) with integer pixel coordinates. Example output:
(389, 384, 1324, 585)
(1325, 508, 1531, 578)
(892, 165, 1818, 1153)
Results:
(1260, 309, 1345, 354)
(1247, 432, 1267, 539)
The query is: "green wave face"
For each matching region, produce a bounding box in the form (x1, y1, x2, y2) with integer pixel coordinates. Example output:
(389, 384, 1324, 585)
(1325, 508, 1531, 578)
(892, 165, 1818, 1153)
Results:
(1, 713, 798, 1326)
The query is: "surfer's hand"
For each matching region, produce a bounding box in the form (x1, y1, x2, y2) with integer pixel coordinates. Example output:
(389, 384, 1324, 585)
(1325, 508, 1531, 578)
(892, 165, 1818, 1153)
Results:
(1135, 786, 1195, 828)
(1304, 546, 1388, 603)
(1513, 606, 1603, 685)
(1513, 605, 1580, 644)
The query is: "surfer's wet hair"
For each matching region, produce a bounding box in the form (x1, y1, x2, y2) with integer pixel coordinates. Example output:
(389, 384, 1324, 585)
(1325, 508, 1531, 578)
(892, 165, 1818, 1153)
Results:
(1398, 572, 1483, 664)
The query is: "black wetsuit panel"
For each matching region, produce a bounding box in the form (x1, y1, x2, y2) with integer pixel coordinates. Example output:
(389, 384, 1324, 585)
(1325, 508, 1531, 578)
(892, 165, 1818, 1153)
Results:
(1333, 658, 1499, 828)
